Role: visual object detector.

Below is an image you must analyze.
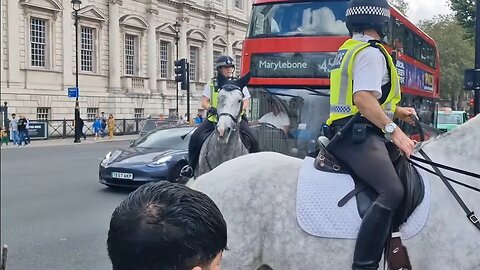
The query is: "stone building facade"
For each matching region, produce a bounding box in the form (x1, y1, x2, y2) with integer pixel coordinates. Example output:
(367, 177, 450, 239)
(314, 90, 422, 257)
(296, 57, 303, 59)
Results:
(0, 0, 252, 121)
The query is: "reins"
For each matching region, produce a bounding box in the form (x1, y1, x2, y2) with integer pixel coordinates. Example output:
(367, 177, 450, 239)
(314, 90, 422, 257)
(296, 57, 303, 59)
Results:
(408, 115, 480, 230)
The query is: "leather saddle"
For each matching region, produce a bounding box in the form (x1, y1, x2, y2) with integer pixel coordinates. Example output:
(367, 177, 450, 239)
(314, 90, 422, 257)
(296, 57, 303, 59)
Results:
(313, 140, 425, 229)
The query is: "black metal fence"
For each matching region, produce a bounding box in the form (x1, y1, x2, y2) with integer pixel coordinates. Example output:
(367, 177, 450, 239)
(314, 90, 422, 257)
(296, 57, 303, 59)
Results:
(39, 118, 179, 139)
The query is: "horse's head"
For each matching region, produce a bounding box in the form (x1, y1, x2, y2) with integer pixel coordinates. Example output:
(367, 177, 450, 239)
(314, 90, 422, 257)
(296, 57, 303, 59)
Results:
(215, 72, 251, 143)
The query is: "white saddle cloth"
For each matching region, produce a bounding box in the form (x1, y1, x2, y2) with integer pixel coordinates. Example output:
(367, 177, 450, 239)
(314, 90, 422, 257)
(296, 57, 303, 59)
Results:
(296, 157, 430, 239)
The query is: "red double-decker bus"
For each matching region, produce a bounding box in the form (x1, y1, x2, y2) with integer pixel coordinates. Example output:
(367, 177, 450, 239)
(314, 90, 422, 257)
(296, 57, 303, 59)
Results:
(242, 0, 441, 157)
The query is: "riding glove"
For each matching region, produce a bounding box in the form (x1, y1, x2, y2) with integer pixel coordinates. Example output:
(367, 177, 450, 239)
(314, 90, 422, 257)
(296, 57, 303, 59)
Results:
(208, 106, 218, 115)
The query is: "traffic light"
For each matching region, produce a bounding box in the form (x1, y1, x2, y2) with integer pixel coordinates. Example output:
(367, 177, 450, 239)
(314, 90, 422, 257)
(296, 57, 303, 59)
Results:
(174, 58, 188, 90)
(470, 98, 475, 107)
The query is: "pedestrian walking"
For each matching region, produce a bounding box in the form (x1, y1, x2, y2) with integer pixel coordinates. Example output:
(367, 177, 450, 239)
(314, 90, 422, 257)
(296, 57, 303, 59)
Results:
(100, 112, 107, 138)
(17, 115, 28, 146)
(107, 114, 115, 139)
(9, 113, 19, 145)
(93, 116, 102, 140)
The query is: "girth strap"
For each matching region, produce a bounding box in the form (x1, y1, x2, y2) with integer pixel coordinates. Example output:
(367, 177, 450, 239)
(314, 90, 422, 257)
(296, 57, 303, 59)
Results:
(418, 149, 480, 230)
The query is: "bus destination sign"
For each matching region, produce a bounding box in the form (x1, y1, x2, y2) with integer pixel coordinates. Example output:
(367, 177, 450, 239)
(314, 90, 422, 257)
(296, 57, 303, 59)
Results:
(250, 52, 337, 79)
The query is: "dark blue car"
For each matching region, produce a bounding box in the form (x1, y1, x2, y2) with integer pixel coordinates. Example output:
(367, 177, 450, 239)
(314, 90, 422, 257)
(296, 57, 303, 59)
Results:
(99, 126, 194, 188)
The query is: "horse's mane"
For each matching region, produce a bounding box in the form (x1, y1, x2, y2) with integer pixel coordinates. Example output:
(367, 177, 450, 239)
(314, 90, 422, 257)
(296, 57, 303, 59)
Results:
(421, 115, 479, 149)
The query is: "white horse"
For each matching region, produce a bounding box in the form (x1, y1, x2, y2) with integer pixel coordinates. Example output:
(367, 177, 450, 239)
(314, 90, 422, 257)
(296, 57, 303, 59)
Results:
(195, 73, 251, 178)
(189, 116, 480, 270)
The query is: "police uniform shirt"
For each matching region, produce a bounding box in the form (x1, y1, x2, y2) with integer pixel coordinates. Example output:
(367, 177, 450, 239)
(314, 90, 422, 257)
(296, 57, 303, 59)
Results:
(202, 83, 251, 101)
(351, 34, 390, 100)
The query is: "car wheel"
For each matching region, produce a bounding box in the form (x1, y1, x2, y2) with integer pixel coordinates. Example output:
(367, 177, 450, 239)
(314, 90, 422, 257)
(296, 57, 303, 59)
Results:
(168, 162, 189, 184)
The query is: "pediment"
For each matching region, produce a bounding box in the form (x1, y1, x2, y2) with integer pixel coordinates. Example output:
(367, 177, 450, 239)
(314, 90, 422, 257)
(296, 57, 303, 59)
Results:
(232, 40, 243, 49)
(78, 5, 107, 22)
(213, 36, 227, 46)
(156, 23, 177, 35)
(187, 29, 207, 41)
(120, 14, 148, 30)
(20, 0, 63, 12)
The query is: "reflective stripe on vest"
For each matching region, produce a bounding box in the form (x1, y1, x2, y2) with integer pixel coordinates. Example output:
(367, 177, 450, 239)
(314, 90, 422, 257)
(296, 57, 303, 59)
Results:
(327, 39, 401, 125)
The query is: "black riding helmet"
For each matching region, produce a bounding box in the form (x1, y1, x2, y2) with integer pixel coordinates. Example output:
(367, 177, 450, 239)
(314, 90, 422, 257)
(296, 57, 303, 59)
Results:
(215, 55, 235, 71)
(345, 0, 391, 39)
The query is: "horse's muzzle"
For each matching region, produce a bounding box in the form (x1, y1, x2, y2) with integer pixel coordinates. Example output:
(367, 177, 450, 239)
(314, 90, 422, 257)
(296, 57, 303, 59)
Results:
(217, 127, 232, 143)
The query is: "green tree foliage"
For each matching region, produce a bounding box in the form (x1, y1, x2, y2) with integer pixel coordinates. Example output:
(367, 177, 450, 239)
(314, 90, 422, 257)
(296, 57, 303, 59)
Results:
(449, 0, 476, 39)
(389, 0, 409, 15)
(419, 15, 474, 101)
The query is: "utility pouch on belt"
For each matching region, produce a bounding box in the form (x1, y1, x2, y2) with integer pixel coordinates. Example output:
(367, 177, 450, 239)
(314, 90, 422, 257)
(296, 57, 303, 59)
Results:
(352, 123, 367, 144)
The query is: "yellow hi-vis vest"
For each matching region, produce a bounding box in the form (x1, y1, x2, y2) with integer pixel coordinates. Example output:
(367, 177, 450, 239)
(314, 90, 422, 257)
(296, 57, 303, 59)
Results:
(326, 39, 401, 125)
(207, 78, 246, 123)
(207, 80, 219, 123)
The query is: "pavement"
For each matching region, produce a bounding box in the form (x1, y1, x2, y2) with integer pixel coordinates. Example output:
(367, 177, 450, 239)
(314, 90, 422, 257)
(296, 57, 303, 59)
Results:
(1, 140, 134, 270)
(0, 134, 139, 149)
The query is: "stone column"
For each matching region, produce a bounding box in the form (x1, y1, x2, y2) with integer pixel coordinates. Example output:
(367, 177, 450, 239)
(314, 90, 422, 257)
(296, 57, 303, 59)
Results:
(108, 0, 122, 91)
(62, 0, 74, 87)
(147, 8, 157, 92)
(7, 0, 21, 84)
(205, 23, 215, 81)
(178, 17, 188, 60)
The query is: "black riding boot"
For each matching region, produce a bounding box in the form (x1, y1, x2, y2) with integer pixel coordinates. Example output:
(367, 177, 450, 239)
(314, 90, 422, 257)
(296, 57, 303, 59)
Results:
(352, 202, 394, 270)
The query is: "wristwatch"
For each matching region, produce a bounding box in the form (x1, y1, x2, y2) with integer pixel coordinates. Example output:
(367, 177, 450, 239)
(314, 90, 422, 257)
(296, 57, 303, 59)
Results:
(384, 122, 398, 141)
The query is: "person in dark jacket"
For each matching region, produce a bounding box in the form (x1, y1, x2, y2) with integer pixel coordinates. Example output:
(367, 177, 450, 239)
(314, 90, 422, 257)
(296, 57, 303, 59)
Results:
(17, 115, 28, 146)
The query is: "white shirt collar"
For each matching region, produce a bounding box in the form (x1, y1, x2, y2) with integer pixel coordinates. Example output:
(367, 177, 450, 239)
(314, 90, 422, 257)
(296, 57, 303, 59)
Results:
(352, 33, 377, 43)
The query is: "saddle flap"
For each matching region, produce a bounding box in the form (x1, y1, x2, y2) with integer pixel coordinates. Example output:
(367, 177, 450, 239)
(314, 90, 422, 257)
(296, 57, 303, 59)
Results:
(314, 143, 350, 174)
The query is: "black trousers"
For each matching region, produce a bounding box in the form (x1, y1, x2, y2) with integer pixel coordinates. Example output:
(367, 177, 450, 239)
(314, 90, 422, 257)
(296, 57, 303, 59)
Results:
(329, 128, 404, 210)
(188, 117, 260, 170)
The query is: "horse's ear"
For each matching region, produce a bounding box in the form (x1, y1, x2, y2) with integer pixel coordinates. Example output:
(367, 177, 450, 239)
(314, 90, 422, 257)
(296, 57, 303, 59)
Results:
(234, 72, 251, 89)
(217, 72, 229, 89)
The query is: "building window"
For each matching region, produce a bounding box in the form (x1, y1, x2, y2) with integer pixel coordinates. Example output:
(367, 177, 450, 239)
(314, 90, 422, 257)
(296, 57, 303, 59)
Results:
(134, 108, 144, 119)
(81, 26, 95, 72)
(159, 41, 169, 79)
(30, 17, 47, 67)
(235, 54, 241, 77)
(36, 107, 51, 120)
(189, 46, 199, 81)
(87, 107, 98, 121)
(125, 34, 137, 75)
(234, 0, 243, 9)
(213, 50, 222, 75)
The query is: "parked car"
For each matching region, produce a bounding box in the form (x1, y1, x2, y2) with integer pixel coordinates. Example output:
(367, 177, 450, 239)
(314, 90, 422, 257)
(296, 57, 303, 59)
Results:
(99, 126, 195, 188)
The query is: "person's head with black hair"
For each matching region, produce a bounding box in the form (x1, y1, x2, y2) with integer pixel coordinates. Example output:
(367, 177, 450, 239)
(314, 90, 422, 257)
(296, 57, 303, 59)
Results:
(107, 181, 227, 270)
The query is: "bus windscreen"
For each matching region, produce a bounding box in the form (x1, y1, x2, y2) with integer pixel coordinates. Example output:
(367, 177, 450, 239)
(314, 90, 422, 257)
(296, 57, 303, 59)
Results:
(248, 1, 350, 38)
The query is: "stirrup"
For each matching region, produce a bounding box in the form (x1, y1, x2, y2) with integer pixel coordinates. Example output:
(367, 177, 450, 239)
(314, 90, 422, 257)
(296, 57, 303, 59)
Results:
(180, 165, 193, 178)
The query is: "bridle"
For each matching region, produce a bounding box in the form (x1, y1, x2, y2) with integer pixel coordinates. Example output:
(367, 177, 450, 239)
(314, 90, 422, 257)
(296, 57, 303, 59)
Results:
(408, 115, 480, 230)
(217, 87, 244, 125)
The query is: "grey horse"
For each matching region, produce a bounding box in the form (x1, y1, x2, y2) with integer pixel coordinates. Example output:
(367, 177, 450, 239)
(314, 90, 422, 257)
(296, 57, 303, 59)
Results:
(195, 73, 251, 178)
(189, 116, 480, 270)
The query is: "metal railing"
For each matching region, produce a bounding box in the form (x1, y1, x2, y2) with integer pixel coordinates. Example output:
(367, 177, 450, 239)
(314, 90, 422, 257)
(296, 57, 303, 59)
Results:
(38, 118, 179, 139)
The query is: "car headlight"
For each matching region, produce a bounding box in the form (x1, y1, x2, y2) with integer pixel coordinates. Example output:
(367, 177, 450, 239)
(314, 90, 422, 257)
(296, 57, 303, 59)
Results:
(147, 156, 173, 167)
(100, 151, 112, 167)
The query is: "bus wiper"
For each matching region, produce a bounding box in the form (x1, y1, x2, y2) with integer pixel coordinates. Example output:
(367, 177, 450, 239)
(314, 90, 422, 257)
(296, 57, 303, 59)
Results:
(301, 87, 330, 97)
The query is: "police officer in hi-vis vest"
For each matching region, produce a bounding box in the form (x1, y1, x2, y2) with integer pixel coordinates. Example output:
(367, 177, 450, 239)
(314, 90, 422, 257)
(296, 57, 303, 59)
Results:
(326, 0, 417, 269)
(187, 55, 260, 174)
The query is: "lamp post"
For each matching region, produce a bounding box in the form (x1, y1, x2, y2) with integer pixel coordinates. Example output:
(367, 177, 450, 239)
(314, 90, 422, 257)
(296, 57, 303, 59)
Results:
(173, 21, 181, 115)
(72, 0, 82, 143)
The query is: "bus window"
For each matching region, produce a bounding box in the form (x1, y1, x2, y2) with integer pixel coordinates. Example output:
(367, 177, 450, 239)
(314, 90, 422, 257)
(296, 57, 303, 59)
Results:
(248, 1, 349, 38)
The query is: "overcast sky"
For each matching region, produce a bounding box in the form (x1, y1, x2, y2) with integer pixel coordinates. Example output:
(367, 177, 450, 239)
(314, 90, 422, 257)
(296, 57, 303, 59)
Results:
(405, 0, 453, 23)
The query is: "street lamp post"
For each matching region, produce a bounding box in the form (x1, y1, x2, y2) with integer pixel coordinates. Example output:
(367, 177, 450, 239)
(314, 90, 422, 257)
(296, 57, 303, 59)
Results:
(173, 21, 181, 116)
(72, 0, 82, 143)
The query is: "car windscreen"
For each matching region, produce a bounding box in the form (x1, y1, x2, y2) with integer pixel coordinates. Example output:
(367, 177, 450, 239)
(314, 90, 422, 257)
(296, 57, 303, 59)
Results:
(437, 113, 464, 125)
(131, 128, 193, 149)
(248, 1, 349, 38)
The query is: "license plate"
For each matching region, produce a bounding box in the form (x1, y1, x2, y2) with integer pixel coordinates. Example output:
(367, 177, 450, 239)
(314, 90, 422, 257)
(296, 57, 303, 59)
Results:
(111, 172, 133, 180)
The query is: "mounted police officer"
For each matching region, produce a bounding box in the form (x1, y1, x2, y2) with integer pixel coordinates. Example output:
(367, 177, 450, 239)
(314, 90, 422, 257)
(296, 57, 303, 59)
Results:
(186, 55, 260, 175)
(326, 0, 417, 269)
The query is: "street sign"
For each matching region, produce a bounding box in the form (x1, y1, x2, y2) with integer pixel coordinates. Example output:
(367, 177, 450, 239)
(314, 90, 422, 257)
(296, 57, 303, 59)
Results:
(27, 121, 48, 140)
(68, 87, 79, 98)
